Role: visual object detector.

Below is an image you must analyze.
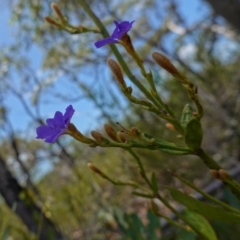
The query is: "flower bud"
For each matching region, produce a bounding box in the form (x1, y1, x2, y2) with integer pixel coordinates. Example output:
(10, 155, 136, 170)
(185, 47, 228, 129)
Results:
(209, 169, 221, 179)
(91, 131, 104, 142)
(117, 131, 127, 143)
(128, 127, 140, 137)
(87, 163, 103, 175)
(152, 52, 182, 79)
(165, 123, 175, 131)
(104, 124, 119, 142)
(51, 2, 65, 22)
(218, 169, 231, 180)
(44, 16, 61, 27)
(107, 59, 127, 89)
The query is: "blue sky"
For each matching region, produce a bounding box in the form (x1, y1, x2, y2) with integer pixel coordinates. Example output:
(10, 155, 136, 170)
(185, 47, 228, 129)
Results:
(0, 0, 229, 138)
(0, 5, 101, 137)
(1, 0, 237, 180)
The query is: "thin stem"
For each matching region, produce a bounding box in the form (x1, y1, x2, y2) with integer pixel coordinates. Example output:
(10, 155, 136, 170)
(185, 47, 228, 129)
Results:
(154, 210, 189, 231)
(78, 0, 162, 109)
(196, 148, 221, 170)
(127, 148, 152, 188)
(197, 149, 240, 201)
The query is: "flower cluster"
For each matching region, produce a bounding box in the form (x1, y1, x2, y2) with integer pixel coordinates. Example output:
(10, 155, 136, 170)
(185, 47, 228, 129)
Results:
(37, 20, 134, 144)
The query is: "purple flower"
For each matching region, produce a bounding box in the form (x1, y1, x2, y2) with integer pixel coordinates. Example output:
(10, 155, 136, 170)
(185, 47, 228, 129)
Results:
(36, 105, 75, 143)
(95, 20, 135, 48)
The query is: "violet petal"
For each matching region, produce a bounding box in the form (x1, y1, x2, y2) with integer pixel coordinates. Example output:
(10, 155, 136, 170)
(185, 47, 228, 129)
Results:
(36, 125, 55, 139)
(63, 105, 75, 125)
(94, 38, 118, 48)
(53, 111, 64, 128)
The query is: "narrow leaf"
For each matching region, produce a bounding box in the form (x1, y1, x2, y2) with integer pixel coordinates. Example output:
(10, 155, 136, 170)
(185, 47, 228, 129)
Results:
(168, 187, 240, 223)
(180, 104, 193, 129)
(181, 210, 217, 240)
(185, 119, 203, 150)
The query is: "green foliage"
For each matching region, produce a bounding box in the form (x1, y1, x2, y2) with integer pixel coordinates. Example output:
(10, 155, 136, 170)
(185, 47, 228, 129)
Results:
(0, 203, 37, 240)
(1, 0, 240, 239)
(223, 188, 240, 210)
(114, 208, 161, 240)
(176, 228, 197, 240)
(168, 187, 240, 223)
(181, 210, 217, 240)
(180, 104, 194, 129)
(184, 119, 203, 150)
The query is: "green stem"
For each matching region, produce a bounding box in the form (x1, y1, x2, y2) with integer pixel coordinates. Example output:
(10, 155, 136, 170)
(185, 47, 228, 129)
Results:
(196, 148, 221, 170)
(99, 170, 151, 193)
(197, 149, 240, 201)
(78, 0, 162, 109)
(127, 149, 152, 188)
(78, 0, 187, 136)
(154, 210, 189, 231)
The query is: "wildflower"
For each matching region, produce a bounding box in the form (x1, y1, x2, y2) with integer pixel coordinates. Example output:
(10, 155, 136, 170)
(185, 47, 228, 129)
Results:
(36, 105, 75, 143)
(94, 20, 134, 48)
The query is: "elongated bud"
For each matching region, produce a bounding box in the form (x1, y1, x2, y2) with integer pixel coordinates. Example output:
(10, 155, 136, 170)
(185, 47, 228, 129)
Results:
(218, 169, 231, 180)
(91, 131, 104, 142)
(152, 52, 183, 79)
(104, 124, 119, 142)
(165, 123, 175, 131)
(44, 16, 61, 27)
(117, 131, 127, 143)
(130, 127, 140, 136)
(51, 2, 65, 22)
(107, 59, 127, 89)
(209, 169, 221, 179)
(87, 163, 105, 176)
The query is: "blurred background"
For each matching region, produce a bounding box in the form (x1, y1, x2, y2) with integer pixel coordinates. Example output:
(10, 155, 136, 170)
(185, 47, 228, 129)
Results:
(1, 0, 240, 239)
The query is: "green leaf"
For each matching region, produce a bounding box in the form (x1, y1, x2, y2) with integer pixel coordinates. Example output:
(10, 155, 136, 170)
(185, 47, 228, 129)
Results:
(159, 148, 192, 155)
(185, 119, 203, 150)
(181, 210, 217, 240)
(176, 228, 197, 240)
(223, 188, 240, 209)
(144, 134, 192, 155)
(180, 104, 193, 129)
(114, 207, 128, 231)
(129, 133, 192, 155)
(146, 210, 161, 240)
(114, 208, 145, 240)
(123, 213, 145, 240)
(168, 187, 240, 223)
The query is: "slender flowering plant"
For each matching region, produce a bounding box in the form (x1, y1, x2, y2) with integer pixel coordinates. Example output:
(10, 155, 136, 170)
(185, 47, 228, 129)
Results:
(36, 105, 75, 143)
(39, 3, 240, 238)
(94, 20, 134, 48)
